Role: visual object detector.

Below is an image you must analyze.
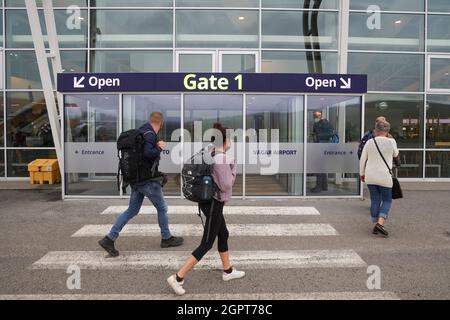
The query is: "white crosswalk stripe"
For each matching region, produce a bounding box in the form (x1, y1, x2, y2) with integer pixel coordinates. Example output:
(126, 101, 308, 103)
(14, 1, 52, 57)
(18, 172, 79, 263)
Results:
(100, 206, 320, 216)
(72, 223, 338, 237)
(0, 292, 400, 300)
(31, 250, 366, 270)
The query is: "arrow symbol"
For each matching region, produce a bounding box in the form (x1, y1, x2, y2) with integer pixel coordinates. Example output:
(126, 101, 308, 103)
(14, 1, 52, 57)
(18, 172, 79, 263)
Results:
(74, 76, 85, 88)
(340, 77, 351, 89)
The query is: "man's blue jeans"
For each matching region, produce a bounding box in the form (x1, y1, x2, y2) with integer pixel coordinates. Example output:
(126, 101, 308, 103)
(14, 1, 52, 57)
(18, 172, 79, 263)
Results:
(108, 180, 171, 241)
(367, 184, 392, 223)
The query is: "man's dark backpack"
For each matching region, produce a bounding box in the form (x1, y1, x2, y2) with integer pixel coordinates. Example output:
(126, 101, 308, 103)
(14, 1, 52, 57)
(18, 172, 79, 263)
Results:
(116, 129, 158, 193)
(182, 149, 217, 241)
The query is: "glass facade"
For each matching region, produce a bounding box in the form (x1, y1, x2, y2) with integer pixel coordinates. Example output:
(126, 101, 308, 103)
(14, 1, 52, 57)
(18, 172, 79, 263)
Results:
(0, 0, 449, 188)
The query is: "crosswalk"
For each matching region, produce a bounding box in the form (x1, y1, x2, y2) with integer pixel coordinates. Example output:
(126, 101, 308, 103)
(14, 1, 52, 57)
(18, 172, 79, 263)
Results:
(17, 205, 399, 300)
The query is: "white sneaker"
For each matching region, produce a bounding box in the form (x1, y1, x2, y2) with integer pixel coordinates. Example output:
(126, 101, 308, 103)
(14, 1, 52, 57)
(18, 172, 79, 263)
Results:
(167, 274, 186, 295)
(222, 269, 246, 281)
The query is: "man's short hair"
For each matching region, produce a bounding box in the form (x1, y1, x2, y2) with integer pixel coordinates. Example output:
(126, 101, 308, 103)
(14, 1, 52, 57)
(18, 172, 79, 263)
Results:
(149, 112, 164, 125)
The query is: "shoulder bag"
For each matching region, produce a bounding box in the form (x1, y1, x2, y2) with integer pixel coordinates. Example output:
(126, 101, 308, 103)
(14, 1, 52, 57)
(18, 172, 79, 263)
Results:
(373, 138, 403, 199)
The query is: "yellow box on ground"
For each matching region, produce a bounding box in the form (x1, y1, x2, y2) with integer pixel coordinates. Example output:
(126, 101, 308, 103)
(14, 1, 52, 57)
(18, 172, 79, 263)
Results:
(28, 159, 60, 185)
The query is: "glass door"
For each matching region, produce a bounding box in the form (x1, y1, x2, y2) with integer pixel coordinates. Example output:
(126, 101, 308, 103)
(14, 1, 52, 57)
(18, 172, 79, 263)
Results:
(306, 95, 362, 196)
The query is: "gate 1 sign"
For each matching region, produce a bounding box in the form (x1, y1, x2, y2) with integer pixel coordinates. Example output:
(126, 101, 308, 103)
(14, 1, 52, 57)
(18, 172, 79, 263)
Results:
(57, 73, 367, 94)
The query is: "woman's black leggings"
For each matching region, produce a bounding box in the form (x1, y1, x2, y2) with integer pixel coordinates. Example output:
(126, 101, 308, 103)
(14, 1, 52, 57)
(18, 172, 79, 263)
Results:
(192, 199, 229, 261)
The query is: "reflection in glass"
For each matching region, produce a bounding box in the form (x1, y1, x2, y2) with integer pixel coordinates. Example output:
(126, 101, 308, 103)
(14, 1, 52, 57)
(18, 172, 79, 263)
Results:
(6, 0, 87, 6)
(349, 0, 424, 12)
(91, 51, 172, 73)
(262, 0, 338, 9)
(61, 51, 88, 73)
(123, 95, 181, 195)
(6, 51, 42, 89)
(246, 95, 304, 196)
(176, 10, 258, 48)
(262, 51, 338, 73)
(90, 10, 173, 48)
(221, 54, 256, 72)
(428, 15, 450, 53)
(365, 94, 424, 149)
(92, 0, 172, 6)
(7, 149, 56, 177)
(306, 96, 362, 196)
(349, 13, 424, 52)
(0, 152, 4, 177)
(0, 94, 4, 147)
(184, 94, 243, 196)
(6, 92, 55, 148)
(262, 11, 338, 49)
(429, 58, 450, 90)
(426, 152, 450, 178)
(426, 95, 450, 148)
(178, 0, 258, 6)
(6, 9, 88, 48)
(64, 95, 119, 196)
(396, 151, 423, 178)
(348, 53, 424, 92)
(428, 0, 450, 13)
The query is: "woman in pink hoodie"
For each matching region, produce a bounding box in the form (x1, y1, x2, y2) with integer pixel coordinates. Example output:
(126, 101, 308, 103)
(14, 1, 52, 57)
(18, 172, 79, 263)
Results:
(167, 123, 245, 295)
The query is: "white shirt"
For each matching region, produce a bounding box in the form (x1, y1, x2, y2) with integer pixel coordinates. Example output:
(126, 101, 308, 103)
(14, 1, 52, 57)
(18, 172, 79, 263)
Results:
(359, 136, 399, 188)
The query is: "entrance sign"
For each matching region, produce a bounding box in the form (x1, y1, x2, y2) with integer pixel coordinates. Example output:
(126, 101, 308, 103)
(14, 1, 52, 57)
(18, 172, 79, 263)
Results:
(58, 73, 367, 94)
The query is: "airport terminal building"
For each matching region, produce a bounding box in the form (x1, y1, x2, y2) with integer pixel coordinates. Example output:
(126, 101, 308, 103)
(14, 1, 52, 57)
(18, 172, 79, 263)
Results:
(0, 0, 449, 198)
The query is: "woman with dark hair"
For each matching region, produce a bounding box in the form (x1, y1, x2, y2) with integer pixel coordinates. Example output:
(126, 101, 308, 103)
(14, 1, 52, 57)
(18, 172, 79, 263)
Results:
(167, 123, 245, 295)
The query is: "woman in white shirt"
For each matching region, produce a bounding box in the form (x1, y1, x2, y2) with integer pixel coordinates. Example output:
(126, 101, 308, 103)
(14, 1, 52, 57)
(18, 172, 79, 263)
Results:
(360, 121, 399, 237)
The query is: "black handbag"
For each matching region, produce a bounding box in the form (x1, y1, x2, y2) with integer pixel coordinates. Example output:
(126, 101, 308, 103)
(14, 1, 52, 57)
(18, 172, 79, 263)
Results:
(373, 138, 403, 200)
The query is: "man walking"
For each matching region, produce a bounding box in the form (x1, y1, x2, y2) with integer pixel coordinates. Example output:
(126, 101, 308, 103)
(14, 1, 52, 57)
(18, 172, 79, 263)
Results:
(98, 112, 183, 257)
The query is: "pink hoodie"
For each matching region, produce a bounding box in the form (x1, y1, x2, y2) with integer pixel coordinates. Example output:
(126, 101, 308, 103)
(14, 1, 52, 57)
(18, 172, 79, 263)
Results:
(211, 153, 236, 203)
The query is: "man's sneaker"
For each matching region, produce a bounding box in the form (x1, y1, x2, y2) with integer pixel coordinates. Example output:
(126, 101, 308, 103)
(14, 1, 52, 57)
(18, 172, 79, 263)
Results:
(223, 269, 246, 281)
(161, 236, 184, 248)
(374, 223, 389, 237)
(372, 226, 379, 235)
(167, 275, 185, 295)
(98, 236, 119, 257)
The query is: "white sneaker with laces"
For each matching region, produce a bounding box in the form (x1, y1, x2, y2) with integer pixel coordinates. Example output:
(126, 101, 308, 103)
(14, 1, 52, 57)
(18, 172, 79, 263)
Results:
(222, 269, 245, 281)
(167, 274, 185, 295)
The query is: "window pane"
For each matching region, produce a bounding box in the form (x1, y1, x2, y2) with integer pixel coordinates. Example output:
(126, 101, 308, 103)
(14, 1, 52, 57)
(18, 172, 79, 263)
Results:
(429, 58, 450, 90)
(61, 50, 88, 73)
(123, 95, 181, 196)
(426, 152, 450, 178)
(262, 0, 338, 9)
(6, 9, 88, 48)
(262, 51, 338, 73)
(428, 0, 450, 13)
(178, 0, 258, 7)
(6, 51, 42, 89)
(7, 149, 56, 177)
(262, 11, 338, 49)
(176, 10, 258, 48)
(7, 92, 55, 148)
(221, 54, 256, 72)
(428, 15, 450, 53)
(427, 95, 450, 148)
(0, 151, 4, 177)
(365, 94, 424, 148)
(6, 0, 87, 6)
(350, 0, 424, 12)
(0, 14, 3, 47)
(246, 95, 304, 196)
(0, 94, 4, 147)
(91, 51, 173, 72)
(396, 151, 423, 178)
(91, 10, 173, 48)
(348, 53, 424, 92)
(91, 0, 172, 6)
(349, 13, 424, 51)
(179, 54, 213, 72)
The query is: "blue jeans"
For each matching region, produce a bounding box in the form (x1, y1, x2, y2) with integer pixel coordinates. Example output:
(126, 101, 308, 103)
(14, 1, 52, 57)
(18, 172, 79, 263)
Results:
(108, 180, 171, 241)
(367, 185, 392, 223)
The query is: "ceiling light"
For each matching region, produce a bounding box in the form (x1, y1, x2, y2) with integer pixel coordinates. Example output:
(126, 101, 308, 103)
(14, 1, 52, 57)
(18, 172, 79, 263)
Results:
(238, 16, 245, 20)
(395, 20, 402, 24)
